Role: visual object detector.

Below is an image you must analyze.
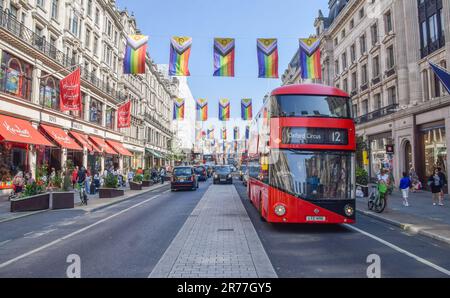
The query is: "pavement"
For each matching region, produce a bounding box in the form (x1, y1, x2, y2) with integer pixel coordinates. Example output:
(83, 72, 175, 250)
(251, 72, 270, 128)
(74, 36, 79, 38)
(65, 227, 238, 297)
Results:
(0, 182, 169, 224)
(149, 184, 277, 278)
(356, 189, 450, 245)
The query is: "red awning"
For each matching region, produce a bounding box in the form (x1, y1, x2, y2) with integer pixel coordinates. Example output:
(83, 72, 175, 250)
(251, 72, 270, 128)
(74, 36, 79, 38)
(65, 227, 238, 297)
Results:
(40, 125, 82, 151)
(89, 136, 117, 155)
(0, 115, 54, 147)
(106, 140, 133, 157)
(69, 131, 101, 153)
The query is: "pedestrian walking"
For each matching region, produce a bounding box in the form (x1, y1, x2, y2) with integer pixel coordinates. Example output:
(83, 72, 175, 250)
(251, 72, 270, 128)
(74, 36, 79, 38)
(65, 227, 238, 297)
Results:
(71, 166, 79, 189)
(437, 167, 447, 206)
(160, 167, 166, 184)
(399, 172, 411, 207)
(127, 170, 134, 186)
(428, 168, 443, 206)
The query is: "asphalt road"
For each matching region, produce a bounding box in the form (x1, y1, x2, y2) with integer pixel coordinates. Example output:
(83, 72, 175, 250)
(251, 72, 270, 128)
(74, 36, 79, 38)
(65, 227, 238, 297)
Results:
(234, 180, 450, 278)
(0, 181, 210, 278)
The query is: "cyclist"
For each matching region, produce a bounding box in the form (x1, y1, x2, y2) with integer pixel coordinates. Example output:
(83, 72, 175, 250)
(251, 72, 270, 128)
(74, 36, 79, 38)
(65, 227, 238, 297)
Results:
(77, 166, 88, 205)
(377, 168, 390, 208)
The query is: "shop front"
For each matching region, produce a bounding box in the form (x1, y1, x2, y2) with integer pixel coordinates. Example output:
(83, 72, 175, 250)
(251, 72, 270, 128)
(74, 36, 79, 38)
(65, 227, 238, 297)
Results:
(39, 124, 83, 172)
(89, 136, 119, 172)
(69, 131, 101, 174)
(368, 132, 394, 178)
(145, 149, 163, 169)
(417, 121, 447, 184)
(106, 140, 133, 172)
(0, 114, 54, 193)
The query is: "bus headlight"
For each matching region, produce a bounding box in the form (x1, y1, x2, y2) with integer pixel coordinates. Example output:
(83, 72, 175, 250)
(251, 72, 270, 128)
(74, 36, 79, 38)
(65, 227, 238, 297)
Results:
(274, 205, 286, 217)
(344, 204, 354, 217)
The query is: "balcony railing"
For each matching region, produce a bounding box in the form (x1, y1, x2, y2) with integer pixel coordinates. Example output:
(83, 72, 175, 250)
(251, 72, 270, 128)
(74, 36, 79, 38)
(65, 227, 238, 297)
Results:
(355, 103, 398, 125)
(0, 10, 124, 101)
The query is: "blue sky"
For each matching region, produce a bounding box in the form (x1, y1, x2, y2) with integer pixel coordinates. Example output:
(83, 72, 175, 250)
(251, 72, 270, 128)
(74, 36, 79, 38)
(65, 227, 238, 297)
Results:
(117, 0, 329, 136)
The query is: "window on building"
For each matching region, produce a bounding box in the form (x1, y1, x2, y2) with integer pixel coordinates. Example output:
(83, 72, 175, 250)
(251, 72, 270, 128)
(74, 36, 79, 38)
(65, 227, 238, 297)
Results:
(51, 0, 58, 20)
(351, 72, 357, 91)
(350, 19, 354, 30)
(95, 8, 100, 25)
(350, 44, 356, 62)
(387, 86, 397, 105)
(85, 29, 91, 49)
(385, 10, 393, 33)
(362, 99, 369, 114)
(37, 0, 45, 8)
(89, 98, 103, 125)
(87, 0, 92, 17)
(359, 7, 365, 19)
(360, 34, 367, 54)
(373, 56, 380, 78)
(352, 104, 358, 117)
(386, 45, 395, 69)
(39, 74, 59, 110)
(343, 78, 348, 93)
(342, 52, 347, 70)
(371, 23, 378, 46)
(373, 93, 382, 110)
(93, 36, 99, 56)
(0, 51, 33, 100)
(418, 1, 445, 57)
(105, 106, 116, 130)
(71, 13, 79, 36)
(429, 14, 438, 43)
(361, 64, 368, 84)
(335, 60, 339, 75)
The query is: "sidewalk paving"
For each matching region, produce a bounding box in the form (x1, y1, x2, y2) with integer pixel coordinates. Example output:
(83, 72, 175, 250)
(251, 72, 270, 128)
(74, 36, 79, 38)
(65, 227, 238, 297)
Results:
(0, 182, 169, 224)
(356, 189, 450, 245)
(149, 184, 277, 278)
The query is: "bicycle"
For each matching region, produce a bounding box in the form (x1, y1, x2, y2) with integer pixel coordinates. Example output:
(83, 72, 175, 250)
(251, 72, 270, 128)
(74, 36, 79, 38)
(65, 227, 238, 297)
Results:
(77, 181, 88, 206)
(368, 182, 386, 213)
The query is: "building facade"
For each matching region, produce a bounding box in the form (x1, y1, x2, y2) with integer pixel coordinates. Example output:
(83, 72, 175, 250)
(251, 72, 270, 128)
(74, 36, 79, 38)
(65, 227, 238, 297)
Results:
(283, 0, 450, 190)
(0, 0, 176, 191)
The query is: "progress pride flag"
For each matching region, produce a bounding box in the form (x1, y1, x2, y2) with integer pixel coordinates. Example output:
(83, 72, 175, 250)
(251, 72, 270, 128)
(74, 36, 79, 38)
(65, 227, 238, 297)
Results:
(60, 68, 81, 112)
(117, 101, 131, 128)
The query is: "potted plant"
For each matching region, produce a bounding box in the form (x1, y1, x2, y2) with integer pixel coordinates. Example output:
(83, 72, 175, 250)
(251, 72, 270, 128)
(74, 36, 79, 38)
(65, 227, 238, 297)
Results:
(130, 173, 143, 190)
(10, 181, 50, 212)
(142, 170, 152, 187)
(99, 173, 124, 198)
(356, 167, 369, 197)
(51, 170, 75, 210)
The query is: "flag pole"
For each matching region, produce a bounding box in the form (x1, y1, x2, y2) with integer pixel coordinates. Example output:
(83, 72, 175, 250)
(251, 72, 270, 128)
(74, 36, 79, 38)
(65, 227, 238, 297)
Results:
(38, 63, 82, 80)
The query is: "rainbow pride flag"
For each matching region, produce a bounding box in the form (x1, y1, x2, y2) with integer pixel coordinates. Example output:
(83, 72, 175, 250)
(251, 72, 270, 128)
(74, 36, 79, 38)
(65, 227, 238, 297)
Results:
(221, 127, 227, 140)
(257, 39, 278, 78)
(196, 98, 208, 121)
(245, 126, 250, 139)
(207, 127, 215, 139)
(299, 38, 322, 80)
(124, 35, 148, 74)
(233, 127, 240, 140)
(173, 98, 185, 120)
(219, 99, 230, 121)
(213, 38, 235, 77)
(169, 36, 192, 76)
(241, 98, 252, 120)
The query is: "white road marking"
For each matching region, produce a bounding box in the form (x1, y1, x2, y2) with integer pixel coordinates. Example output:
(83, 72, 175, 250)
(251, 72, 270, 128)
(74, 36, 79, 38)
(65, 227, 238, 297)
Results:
(0, 194, 161, 270)
(24, 229, 57, 239)
(345, 224, 450, 276)
(0, 240, 11, 247)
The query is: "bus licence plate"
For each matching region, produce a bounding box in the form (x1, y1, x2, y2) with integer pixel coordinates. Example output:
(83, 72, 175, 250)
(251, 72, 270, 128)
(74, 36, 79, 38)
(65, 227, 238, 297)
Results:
(306, 216, 326, 222)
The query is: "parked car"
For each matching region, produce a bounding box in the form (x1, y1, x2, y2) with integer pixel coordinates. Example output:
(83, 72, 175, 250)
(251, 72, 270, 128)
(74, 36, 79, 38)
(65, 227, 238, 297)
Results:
(239, 165, 247, 181)
(171, 166, 199, 191)
(194, 165, 208, 182)
(213, 166, 233, 184)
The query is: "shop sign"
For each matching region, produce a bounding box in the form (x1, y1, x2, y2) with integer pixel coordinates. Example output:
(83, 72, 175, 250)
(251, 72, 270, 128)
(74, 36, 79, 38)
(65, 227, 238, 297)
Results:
(386, 144, 395, 154)
(2, 121, 30, 138)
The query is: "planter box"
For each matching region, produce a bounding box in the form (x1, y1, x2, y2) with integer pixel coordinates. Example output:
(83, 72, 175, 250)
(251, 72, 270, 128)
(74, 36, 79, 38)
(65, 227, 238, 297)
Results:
(129, 181, 143, 190)
(142, 180, 153, 187)
(52, 192, 75, 210)
(10, 193, 50, 212)
(99, 188, 125, 199)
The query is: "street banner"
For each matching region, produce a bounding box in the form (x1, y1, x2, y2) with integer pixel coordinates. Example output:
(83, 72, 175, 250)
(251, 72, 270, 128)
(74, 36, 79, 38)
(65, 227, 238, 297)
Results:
(299, 38, 322, 80)
(173, 98, 185, 120)
(117, 100, 132, 128)
(241, 98, 253, 120)
(213, 38, 235, 77)
(221, 127, 227, 140)
(124, 34, 148, 74)
(233, 126, 239, 140)
(429, 62, 450, 94)
(257, 38, 279, 78)
(196, 98, 208, 121)
(245, 125, 250, 140)
(219, 98, 230, 121)
(169, 36, 192, 76)
(207, 126, 215, 139)
(60, 68, 82, 112)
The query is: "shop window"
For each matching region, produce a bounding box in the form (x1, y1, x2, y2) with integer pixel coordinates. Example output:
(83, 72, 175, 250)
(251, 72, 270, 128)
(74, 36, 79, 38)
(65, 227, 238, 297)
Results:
(421, 126, 447, 179)
(39, 74, 60, 110)
(0, 51, 33, 100)
(89, 98, 103, 125)
(0, 143, 28, 187)
(369, 134, 394, 178)
(69, 92, 85, 119)
(105, 106, 115, 130)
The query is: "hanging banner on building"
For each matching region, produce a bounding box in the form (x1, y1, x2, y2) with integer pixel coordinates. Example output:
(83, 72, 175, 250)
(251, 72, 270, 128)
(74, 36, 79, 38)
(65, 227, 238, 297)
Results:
(207, 126, 215, 139)
(233, 126, 239, 140)
(60, 68, 82, 112)
(221, 127, 227, 140)
(213, 38, 235, 77)
(257, 38, 279, 78)
(117, 100, 132, 128)
(429, 62, 450, 94)
(169, 36, 192, 76)
(241, 98, 252, 120)
(299, 38, 322, 80)
(196, 98, 208, 121)
(173, 98, 185, 120)
(124, 34, 149, 75)
(219, 98, 230, 121)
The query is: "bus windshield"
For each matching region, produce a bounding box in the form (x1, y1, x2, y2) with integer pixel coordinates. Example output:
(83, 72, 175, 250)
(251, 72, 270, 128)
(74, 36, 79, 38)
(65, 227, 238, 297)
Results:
(271, 95, 351, 118)
(269, 150, 353, 200)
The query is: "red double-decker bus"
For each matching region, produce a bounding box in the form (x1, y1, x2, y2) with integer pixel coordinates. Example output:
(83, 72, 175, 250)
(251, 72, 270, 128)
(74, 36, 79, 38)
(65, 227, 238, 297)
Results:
(247, 84, 356, 224)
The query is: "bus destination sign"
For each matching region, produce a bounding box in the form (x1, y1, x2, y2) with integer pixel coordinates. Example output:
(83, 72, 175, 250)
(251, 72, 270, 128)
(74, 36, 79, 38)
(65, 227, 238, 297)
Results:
(282, 127, 349, 145)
